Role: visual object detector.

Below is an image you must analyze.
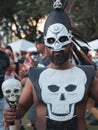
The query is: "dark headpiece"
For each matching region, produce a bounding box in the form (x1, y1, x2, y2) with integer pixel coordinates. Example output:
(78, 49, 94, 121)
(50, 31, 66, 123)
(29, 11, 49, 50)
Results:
(44, 0, 71, 35)
(44, 0, 72, 51)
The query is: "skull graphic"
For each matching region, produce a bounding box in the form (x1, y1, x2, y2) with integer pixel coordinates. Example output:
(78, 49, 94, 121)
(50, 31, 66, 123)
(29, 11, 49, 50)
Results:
(39, 67, 87, 121)
(2, 78, 22, 107)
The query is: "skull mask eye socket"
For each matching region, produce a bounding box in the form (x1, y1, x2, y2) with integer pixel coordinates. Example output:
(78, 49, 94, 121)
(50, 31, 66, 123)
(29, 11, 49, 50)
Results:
(14, 89, 20, 94)
(59, 36, 69, 42)
(47, 38, 55, 44)
(5, 90, 11, 94)
(65, 85, 77, 92)
(48, 85, 59, 92)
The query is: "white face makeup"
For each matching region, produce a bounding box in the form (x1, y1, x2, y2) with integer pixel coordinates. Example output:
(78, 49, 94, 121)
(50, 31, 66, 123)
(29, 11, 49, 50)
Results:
(44, 23, 72, 51)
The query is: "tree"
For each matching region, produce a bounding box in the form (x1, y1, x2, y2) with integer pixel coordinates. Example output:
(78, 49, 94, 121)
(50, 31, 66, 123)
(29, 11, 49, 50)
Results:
(71, 0, 98, 41)
(0, 0, 98, 43)
(0, 0, 50, 43)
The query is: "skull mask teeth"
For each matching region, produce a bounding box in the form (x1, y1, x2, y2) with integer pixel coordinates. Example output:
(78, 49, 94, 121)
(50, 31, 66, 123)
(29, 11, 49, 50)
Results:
(2, 79, 22, 107)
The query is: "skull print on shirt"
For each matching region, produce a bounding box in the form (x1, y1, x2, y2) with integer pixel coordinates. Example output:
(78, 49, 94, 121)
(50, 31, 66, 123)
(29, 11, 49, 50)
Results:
(39, 67, 87, 121)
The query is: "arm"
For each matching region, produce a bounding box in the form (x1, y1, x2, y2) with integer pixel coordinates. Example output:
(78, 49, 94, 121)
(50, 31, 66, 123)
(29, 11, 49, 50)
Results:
(76, 102, 88, 130)
(13, 71, 22, 81)
(89, 76, 98, 103)
(17, 78, 34, 118)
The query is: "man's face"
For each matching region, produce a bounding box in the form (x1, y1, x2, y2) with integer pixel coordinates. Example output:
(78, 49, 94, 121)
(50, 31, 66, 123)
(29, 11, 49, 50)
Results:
(35, 42, 45, 54)
(44, 23, 72, 65)
(46, 44, 72, 66)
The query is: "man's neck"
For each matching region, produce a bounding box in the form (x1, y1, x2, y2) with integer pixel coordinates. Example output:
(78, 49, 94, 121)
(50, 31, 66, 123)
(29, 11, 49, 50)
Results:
(48, 60, 75, 70)
(41, 48, 48, 59)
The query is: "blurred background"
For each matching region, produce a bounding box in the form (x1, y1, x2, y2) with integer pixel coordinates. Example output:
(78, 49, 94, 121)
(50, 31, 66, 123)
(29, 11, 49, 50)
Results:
(0, 0, 98, 44)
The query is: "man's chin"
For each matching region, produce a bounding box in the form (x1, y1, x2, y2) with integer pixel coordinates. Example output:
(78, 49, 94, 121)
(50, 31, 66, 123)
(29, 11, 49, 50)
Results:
(52, 59, 66, 66)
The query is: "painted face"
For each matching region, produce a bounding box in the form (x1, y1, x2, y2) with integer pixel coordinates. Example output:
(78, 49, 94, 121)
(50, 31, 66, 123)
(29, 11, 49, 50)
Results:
(44, 23, 72, 51)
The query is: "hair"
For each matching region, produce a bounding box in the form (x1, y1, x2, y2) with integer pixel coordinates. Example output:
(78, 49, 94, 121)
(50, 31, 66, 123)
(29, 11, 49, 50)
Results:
(5, 45, 13, 53)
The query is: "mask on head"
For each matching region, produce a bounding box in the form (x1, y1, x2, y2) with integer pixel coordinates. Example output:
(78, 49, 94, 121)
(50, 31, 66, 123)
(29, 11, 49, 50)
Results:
(44, 23, 72, 52)
(44, 0, 73, 65)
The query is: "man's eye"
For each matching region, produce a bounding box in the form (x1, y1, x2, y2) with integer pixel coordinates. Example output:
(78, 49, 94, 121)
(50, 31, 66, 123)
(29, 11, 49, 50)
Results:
(59, 36, 68, 42)
(47, 38, 55, 44)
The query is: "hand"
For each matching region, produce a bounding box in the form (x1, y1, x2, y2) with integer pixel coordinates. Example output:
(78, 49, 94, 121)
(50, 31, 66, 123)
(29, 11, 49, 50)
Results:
(4, 107, 17, 123)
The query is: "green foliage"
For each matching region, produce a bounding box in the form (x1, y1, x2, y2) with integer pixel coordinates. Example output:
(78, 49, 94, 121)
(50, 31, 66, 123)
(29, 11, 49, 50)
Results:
(0, 0, 50, 43)
(71, 0, 98, 41)
(0, 0, 98, 43)
(0, 0, 16, 18)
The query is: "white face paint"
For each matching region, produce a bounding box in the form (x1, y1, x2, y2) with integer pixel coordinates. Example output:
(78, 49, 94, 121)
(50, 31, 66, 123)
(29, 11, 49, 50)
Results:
(39, 67, 87, 121)
(2, 79, 22, 107)
(44, 23, 72, 51)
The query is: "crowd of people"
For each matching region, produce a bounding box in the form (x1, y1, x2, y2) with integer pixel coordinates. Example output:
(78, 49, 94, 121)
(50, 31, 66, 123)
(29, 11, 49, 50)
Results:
(0, 0, 98, 130)
(0, 31, 50, 130)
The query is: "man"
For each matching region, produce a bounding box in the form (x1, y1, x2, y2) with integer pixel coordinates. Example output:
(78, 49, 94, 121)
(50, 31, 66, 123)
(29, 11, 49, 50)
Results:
(3, 0, 98, 130)
(0, 34, 10, 130)
(35, 33, 50, 66)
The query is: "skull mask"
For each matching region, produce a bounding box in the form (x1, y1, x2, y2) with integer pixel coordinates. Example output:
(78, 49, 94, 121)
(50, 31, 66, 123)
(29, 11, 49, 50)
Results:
(39, 67, 87, 121)
(2, 79, 22, 107)
(44, 23, 72, 51)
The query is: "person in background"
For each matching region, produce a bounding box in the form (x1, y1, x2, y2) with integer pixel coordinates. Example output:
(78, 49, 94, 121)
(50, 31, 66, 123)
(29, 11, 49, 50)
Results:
(5, 45, 14, 60)
(35, 33, 50, 66)
(0, 34, 10, 130)
(5, 46, 21, 81)
(24, 47, 45, 69)
(72, 44, 95, 66)
(5, 47, 25, 130)
(5, 57, 16, 80)
(3, 1, 98, 130)
(14, 52, 21, 75)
